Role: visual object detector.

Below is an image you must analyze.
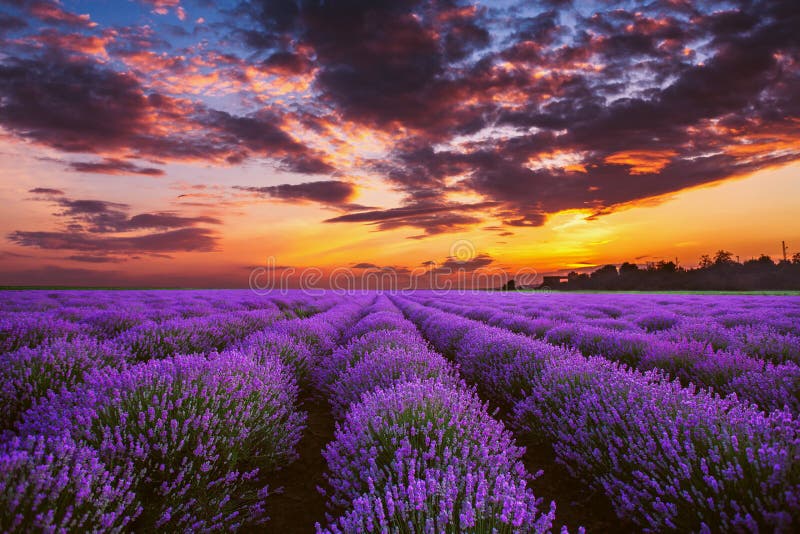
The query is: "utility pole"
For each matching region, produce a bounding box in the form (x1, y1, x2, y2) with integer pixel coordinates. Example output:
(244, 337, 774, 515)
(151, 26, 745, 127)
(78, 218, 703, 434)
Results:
(783, 241, 788, 262)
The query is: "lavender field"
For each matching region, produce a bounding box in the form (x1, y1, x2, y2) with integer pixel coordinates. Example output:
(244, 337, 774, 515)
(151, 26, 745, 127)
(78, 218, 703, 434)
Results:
(1, 290, 799, 533)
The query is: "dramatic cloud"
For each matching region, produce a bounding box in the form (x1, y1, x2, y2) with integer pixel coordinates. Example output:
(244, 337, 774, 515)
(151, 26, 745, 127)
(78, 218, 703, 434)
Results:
(1, 0, 799, 241)
(0, 13, 27, 34)
(0, 57, 149, 153)
(65, 254, 125, 263)
(48, 196, 221, 233)
(8, 190, 221, 260)
(3, 0, 96, 28)
(0, 55, 332, 175)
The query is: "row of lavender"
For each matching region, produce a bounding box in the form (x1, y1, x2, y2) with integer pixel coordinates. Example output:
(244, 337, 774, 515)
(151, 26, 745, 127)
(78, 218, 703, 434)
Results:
(310, 296, 557, 532)
(410, 292, 800, 414)
(0, 290, 360, 531)
(391, 295, 800, 532)
(424, 292, 800, 364)
(1, 291, 339, 430)
(0, 290, 323, 353)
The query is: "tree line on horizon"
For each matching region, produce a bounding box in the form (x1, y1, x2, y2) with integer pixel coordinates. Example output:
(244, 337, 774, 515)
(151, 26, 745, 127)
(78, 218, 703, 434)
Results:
(533, 250, 800, 291)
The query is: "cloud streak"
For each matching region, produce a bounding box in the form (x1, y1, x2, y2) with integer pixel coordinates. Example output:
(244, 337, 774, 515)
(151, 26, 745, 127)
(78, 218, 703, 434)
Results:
(8, 227, 218, 253)
(234, 180, 356, 206)
(8, 189, 222, 261)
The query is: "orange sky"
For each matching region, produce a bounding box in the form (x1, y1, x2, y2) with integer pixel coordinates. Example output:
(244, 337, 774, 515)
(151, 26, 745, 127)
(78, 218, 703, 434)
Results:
(0, 1, 798, 286)
(2, 140, 798, 287)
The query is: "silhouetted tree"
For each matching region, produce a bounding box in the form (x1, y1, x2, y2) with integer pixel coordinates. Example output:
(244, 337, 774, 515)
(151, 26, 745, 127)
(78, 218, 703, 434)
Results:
(714, 250, 735, 266)
(755, 254, 774, 266)
(656, 260, 678, 272)
(545, 249, 800, 291)
(502, 279, 516, 291)
(585, 265, 616, 289)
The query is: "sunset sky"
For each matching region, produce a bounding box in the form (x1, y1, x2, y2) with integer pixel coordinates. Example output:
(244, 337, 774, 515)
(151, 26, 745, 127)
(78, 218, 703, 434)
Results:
(0, 0, 798, 287)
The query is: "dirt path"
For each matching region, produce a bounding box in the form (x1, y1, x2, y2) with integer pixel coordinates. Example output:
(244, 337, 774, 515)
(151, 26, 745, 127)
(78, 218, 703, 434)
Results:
(261, 395, 335, 533)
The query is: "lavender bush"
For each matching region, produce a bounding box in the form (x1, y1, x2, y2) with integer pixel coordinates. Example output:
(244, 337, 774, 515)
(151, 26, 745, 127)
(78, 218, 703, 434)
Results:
(513, 356, 800, 532)
(19, 351, 306, 531)
(0, 434, 140, 532)
(326, 345, 462, 418)
(1, 337, 130, 431)
(0, 312, 85, 353)
(727, 324, 800, 364)
(343, 311, 419, 341)
(321, 379, 555, 532)
(313, 329, 428, 395)
(115, 309, 281, 361)
(237, 330, 313, 381)
(456, 324, 577, 408)
(274, 317, 340, 360)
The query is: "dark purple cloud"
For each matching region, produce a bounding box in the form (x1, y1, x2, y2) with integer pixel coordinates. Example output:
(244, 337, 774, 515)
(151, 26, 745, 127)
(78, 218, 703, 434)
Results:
(352, 262, 380, 269)
(8, 227, 218, 253)
(439, 252, 494, 271)
(2, 0, 95, 28)
(65, 254, 125, 263)
(234, 0, 800, 234)
(201, 110, 334, 173)
(325, 201, 498, 237)
(28, 187, 64, 195)
(234, 180, 355, 205)
(125, 213, 221, 230)
(0, 56, 148, 153)
(0, 55, 333, 175)
(8, 191, 222, 259)
(50, 197, 221, 233)
(68, 158, 165, 176)
(0, 12, 27, 34)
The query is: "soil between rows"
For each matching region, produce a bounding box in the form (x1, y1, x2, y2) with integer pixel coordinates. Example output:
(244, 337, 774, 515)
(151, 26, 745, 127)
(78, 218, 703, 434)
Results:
(258, 395, 335, 533)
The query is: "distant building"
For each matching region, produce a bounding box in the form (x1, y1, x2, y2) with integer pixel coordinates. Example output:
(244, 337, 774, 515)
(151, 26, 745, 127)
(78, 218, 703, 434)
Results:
(540, 275, 568, 288)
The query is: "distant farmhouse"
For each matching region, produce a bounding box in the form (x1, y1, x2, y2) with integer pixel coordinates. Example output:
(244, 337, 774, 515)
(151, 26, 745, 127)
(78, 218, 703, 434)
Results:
(539, 276, 568, 289)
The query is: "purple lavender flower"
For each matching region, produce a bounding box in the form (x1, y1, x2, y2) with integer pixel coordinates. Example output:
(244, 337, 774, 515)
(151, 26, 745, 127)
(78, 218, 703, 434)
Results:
(0, 434, 140, 532)
(313, 329, 426, 395)
(19, 351, 306, 531)
(635, 312, 680, 332)
(326, 346, 462, 418)
(237, 330, 313, 381)
(319, 466, 556, 534)
(344, 311, 419, 341)
(274, 317, 340, 360)
(1, 336, 130, 431)
(456, 324, 578, 407)
(0, 312, 85, 353)
(661, 319, 733, 351)
(728, 362, 800, 413)
(727, 324, 800, 364)
(115, 309, 281, 361)
(320, 378, 555, 532)
(513, 355, 800, 532)
(80, 308, 148, 338)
